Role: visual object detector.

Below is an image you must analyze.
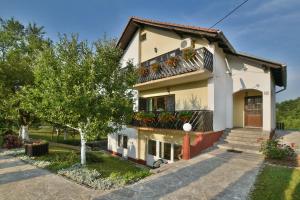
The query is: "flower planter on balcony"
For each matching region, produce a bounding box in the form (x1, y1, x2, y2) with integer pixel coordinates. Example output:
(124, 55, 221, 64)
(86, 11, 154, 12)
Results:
(24, 140, 49, 157)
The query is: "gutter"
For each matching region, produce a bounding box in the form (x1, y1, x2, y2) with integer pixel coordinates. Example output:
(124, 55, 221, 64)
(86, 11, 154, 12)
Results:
(217, 31, 236, 54)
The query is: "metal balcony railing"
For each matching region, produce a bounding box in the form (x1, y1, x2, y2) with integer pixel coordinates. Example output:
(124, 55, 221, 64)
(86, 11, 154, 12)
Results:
(138, 47, 213, 83)
(130, 110, 213, 132)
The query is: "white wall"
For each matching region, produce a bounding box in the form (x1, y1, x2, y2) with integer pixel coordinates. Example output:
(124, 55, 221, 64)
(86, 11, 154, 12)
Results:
(227, 55, 274, 131)
(121, 30, 140, 68)
(210, 45, 233, 131)
(107, 126, 139, 159)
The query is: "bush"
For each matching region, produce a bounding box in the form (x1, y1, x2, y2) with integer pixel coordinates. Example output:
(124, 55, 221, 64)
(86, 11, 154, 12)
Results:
(58, 164, 118, 190)
(3, 134, 22, 149)
(260, 139, 296, 160)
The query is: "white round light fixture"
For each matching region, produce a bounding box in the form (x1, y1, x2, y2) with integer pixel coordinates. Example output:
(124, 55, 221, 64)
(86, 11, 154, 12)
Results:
(183, 123, 192, 132)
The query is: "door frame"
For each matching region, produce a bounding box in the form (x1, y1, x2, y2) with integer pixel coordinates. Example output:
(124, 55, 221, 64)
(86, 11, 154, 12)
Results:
(244, 95, 263, 128)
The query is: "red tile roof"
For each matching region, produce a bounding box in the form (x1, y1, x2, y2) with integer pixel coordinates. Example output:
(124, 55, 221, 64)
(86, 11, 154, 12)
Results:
(130, 16, 219, 34)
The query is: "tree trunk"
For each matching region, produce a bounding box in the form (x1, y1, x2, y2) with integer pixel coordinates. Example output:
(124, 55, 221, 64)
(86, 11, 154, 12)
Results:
(19, 127, 22, 138)
(64, 129, 67, 140)
(21, 125, 29, 141)
(79, 129, 86, 165)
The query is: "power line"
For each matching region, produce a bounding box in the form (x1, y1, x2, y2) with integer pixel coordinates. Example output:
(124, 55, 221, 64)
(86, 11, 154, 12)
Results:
(209, 0, 250, 29)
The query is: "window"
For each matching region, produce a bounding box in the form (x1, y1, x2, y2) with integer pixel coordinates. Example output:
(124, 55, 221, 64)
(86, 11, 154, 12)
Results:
(174, 144, 182, 161)
(123, 135, 128, 149)
(163, 142, 171, 160)
(156, 97, 165, 111)
(140, 33, 146, 41)
(117, 134, 122, 147)
(138, 95, 175, 112)
(148, 140, 156, 156)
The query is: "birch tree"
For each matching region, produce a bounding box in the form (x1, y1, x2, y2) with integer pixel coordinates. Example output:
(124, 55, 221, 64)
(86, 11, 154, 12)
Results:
(24, 35, 136, 165)
(0, 18, 49, 139)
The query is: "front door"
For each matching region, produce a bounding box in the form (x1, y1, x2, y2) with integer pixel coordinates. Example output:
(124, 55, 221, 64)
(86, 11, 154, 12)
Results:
(244, 96, 262, 128)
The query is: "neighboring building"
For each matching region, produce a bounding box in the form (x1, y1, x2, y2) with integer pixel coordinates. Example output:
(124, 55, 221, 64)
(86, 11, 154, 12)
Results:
(108, 17, 287, 166)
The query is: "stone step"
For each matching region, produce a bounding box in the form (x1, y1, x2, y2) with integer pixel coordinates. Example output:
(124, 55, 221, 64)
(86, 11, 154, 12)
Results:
(217, 142, 261, 154)
(225, 131, 269, 139)
(224, 135, 266, 143)
(230, 128, 270, 136)
(223, 139, 261, 147)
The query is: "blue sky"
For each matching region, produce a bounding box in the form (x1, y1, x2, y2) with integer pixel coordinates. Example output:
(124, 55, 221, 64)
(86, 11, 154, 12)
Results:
(1, 0, 299, 102)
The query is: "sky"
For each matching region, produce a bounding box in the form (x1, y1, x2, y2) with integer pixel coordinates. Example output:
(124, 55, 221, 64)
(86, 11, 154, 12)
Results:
(1, 0, 299, 102)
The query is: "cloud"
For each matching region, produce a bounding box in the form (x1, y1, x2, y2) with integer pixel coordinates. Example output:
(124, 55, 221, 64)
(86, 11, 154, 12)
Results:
(248, 0, 300, 15)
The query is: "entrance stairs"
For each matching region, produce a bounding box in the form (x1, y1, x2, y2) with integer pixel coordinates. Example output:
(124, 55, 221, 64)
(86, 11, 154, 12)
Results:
(217, 128, 270, 154)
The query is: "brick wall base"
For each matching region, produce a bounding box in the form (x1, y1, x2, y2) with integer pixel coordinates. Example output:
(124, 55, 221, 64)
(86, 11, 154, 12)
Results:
(190, 131, 223, 158)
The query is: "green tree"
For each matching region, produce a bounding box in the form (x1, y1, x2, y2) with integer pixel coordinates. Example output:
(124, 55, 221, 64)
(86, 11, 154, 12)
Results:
(0, 18, 49, 139)
(24, 35, 136, 165)
(276, 97, 300, 130)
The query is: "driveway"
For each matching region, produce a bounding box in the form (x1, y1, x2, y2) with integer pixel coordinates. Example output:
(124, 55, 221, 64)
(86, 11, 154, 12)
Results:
(0, 155, 103, 200)
(95, 148, 264, 200)
(0, 148, 263, 200)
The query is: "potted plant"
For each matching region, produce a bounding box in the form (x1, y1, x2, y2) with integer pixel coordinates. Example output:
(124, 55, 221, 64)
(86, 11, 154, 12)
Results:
(142, 112, 156, 126)
(24, 140, 49, 156)
(182, 47, 196, 61)
(138, 66, 149, 77)
(178, 111, 193, 123)
(165, 56, 179, 68)
(150, 63, 160, 73)
(158, 112, 176, 124)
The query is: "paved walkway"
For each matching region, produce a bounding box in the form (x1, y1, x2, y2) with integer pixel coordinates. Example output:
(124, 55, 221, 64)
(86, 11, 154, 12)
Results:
(95, 148, 264, 200)
(0, 155, 103, 200)
(0, 148, 263, 200)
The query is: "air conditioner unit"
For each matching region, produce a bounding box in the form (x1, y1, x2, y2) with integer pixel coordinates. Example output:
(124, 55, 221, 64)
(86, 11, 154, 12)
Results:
(180, 38, 192, 50)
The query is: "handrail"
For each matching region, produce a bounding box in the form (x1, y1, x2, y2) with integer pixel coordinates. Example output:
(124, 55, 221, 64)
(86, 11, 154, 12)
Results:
(130, 110, 213, 132)
(137, 47, 213, 83)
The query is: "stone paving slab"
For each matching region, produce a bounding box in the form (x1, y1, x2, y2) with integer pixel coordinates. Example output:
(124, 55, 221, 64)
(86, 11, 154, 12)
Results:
(0, 155, 104, 200)
(94, 148, 264, 200)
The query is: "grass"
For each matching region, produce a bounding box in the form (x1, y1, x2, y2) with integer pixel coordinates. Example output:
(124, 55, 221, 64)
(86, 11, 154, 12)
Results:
(29, 127, 82, 146)
(32, 144, 150, 183)
(250, 165, 300, 200)
(29, 127, 107, 146)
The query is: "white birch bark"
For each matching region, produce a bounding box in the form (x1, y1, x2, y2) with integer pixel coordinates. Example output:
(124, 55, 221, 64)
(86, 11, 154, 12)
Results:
(79, 128, 86, 165)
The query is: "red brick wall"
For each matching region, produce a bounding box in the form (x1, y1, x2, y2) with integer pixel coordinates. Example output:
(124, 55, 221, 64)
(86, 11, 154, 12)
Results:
(190, 131, 223, 158)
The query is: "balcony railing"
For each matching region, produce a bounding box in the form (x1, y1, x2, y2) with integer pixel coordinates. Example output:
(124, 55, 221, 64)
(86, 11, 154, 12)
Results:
(130, 110, 213, 132)
(138, 47, 213, 83)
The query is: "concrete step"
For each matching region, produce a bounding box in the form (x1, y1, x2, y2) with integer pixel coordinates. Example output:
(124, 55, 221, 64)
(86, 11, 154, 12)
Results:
(225, 131, 269, 139)
(223, 139, 261, 147)
(217, 142, 261, 154)
(230, 128, 270, 136)
(224, 135, 266, 143)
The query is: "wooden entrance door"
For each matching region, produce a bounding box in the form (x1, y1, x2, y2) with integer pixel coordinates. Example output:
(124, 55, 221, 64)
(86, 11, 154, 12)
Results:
(244, 96, 262, 128)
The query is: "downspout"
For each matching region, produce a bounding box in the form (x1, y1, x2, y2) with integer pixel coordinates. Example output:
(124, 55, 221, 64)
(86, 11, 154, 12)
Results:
(276, 86, 286, 94)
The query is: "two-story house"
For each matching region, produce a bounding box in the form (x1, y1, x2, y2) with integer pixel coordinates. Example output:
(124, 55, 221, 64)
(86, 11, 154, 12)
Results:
(107, 17, 287, 166)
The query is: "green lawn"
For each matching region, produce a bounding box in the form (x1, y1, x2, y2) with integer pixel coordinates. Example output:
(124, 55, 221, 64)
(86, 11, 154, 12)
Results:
(250, 165, 300, 200)
(33, 144, 150, 183)
(29, 127, 81, 146)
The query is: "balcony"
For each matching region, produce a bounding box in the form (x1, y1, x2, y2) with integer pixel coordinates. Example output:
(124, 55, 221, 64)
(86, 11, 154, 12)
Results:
(130, 110, 213, 132)
(138, 47, 213, 84)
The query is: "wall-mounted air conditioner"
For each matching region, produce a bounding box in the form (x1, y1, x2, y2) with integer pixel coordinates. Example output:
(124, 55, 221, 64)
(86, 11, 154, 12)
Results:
(180, 38, 193, 50)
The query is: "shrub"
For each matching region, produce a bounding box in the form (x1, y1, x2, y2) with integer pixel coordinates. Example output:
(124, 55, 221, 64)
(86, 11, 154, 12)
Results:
(58, 164, 118, 190)
(3, 134, 22, 149)
(260, 139, 296, 160)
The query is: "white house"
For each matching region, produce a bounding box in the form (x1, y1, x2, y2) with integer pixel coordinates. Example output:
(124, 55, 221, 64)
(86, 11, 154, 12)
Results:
(108, 17, 287, 166)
